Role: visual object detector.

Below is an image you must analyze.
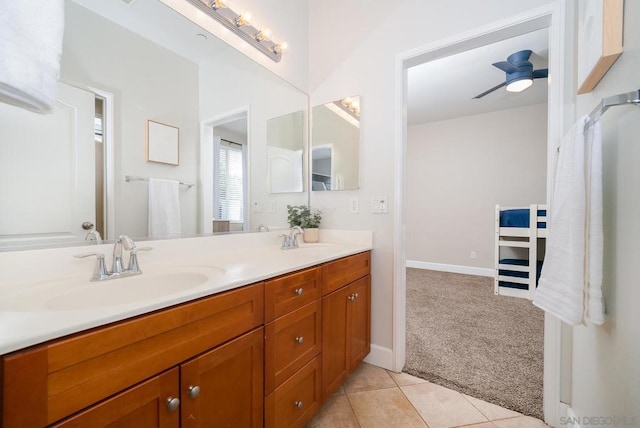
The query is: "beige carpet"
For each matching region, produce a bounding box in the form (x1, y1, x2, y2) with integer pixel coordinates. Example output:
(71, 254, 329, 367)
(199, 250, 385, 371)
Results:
(404, 268, 544, 419)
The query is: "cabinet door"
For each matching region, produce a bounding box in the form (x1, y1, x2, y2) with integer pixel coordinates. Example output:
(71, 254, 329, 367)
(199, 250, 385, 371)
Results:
(348, 275, 371, 370)
(51, 368, 179, 428)
(321, 285, 351, 401)
(180, 328, 263, 428)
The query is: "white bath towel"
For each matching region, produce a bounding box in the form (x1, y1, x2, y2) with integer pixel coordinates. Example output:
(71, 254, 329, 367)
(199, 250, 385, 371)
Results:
(0, 0, 65, 113)
(148, 178, 181, 238)
(533, 116, 605, 326)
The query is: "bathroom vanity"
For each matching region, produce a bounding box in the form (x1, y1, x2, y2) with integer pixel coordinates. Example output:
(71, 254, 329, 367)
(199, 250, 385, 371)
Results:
(0, 232, 371, 427)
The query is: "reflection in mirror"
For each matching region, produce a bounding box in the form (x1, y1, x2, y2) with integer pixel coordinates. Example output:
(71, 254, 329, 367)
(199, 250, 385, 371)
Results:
(267, 111, 305, 194)
(0, 0, 308, 251)
(311, 96, 360, 191)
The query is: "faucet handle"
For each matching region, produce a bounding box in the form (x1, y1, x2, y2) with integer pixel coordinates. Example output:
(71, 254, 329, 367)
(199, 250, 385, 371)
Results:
(127, 247, 153, 273)
(74, 252, 110, 281)
(279, 234, 290, 250)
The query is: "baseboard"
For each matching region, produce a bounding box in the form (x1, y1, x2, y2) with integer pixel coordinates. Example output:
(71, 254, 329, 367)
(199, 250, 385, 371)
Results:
(406, 260, 494, 277)
(364, 344, 394, 371)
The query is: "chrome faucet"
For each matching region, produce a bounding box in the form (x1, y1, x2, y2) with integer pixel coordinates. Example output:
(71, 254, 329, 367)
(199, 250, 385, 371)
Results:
(280, 226, 303, 250)
(112, 235, 135, 274)
(74, 235, 153, 281)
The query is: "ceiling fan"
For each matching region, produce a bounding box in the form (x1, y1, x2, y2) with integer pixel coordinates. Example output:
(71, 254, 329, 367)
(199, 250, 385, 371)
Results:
(473, 50, 548, 99)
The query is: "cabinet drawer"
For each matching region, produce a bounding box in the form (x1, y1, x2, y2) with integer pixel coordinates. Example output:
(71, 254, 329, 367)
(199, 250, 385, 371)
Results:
(321, 251, 371, 295)
(1, 282, 264, 427)
(265, 267, 322, 322)
(265, 300, 321, 393)
(265, 356, 321, 428)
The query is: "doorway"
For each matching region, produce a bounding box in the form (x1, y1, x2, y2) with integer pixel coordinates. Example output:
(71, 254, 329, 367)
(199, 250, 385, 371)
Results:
(393, 5, 567, 426)
(200, 108, 250, 234)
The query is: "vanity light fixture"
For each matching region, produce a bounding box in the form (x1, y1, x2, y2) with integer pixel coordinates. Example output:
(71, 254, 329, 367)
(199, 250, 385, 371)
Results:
(189, 0, 285, 62)
(340, 97, 360, 119)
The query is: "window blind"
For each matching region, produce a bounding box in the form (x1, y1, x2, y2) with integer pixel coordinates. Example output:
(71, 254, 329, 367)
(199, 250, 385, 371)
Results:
(217, 141, 244, 222)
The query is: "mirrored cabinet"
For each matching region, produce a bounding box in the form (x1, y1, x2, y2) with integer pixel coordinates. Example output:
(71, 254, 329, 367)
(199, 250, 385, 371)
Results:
(311, 96, 360, 191)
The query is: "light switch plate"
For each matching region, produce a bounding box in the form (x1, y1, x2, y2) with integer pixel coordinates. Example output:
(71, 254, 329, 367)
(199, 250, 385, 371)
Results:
(268, 199, 276, 213)
(371, 196, 389, 214)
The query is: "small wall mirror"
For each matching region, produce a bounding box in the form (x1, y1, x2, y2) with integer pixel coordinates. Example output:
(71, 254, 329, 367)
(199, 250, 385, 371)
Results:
(311, 96, 360, 191)
(267, 110, 305, 194)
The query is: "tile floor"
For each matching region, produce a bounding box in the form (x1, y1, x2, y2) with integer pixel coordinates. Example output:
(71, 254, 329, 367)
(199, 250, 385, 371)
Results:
(306, 363, 549, 428)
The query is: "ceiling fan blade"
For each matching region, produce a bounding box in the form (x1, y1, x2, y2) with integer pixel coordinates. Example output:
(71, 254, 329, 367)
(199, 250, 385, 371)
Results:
(532, 68, 549, 79)
(473, 81, 507, 99)
(492, 61, 519, 73)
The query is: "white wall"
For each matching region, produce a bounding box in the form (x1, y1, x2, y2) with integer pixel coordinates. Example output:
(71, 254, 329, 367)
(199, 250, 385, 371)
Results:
(308, 0, 555, 362)
(406, 103, 548, 269)
(62, 2, 199, 239)
(568, 0, 640, 421)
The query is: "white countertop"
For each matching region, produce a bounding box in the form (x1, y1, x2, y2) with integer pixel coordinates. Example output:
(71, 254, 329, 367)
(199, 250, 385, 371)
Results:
(0, 230, 372, 355)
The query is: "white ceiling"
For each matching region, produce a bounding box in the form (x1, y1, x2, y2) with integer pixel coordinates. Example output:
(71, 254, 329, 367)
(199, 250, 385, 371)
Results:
(407, 28, 549, 125)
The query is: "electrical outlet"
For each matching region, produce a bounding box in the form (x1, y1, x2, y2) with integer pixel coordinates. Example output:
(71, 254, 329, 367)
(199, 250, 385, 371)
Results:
(471, 251, 477, 259)
(350, 198, 359, 214)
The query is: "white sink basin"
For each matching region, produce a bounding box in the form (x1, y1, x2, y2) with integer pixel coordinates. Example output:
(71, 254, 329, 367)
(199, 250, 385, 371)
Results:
(0, 266, 225, 312)
(292, 243, 344, 257)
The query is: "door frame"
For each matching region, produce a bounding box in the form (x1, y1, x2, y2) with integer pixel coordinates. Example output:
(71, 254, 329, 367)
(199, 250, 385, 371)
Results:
(200, 106, 251, 233)
(392, 3, 566, 426)
(90, 87, 115, 240)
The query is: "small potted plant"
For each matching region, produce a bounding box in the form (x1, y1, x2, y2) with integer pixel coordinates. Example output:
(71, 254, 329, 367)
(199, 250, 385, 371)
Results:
(287, 205, 322, 243)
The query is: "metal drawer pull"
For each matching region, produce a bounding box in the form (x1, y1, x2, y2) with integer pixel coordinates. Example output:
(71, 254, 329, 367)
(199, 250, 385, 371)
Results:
(187, 385, 200, 399)
(294, 400, 303, 409)
(294, 287, 304, 296)
(295, 336, 304, 344)
(166, 397, 180, 412)
(348, 294, 355, 301)
(353, 293, 359, 299)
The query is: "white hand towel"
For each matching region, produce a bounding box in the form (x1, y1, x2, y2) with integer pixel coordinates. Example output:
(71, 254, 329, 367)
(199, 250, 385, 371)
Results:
(148, 178, 181, 238)
(533, 116, 605, 326)
(0, 0, 65, 113)
(585, 120, 605, 325)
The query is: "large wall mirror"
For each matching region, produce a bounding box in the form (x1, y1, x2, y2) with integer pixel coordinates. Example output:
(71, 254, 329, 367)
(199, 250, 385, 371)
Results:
(0, 0, 308, 250)
(311, 96, 360, 191)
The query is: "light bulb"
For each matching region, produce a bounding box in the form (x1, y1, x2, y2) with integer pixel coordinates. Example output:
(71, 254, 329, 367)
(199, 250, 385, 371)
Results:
(506, 78, 533, 93)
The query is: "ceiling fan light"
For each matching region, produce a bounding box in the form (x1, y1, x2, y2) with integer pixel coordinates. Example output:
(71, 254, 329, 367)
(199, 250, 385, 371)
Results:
(506, 78, 533, 93)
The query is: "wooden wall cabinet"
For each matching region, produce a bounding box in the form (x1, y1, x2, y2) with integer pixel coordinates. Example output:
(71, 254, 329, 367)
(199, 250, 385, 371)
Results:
(321, 253, 371, 401)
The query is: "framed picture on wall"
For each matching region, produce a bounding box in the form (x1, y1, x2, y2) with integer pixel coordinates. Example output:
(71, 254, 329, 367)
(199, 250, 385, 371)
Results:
(146, 120, 179, 165)
(577, 0, 624, 94)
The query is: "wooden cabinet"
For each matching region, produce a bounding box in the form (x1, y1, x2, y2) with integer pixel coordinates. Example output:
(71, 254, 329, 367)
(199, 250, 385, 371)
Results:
(264, 267, 323, 428)
(0, 250, 371, 427)
(51, 368, 180, 428)
(180, 328, 264, 428)
(1, 283, 264, 427)
(321, 253, 371, 401)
